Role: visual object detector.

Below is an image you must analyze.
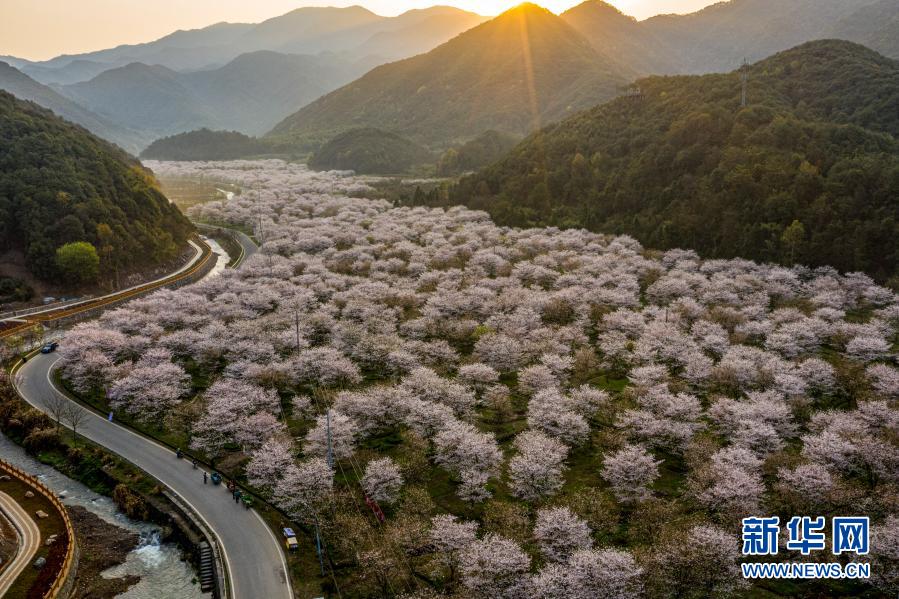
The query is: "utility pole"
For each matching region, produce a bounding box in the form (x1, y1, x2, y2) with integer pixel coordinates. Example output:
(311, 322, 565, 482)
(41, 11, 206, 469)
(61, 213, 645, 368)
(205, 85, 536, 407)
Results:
(740, 59, 749, 108)
(326, 409, 334, 469)
(294, 304, 301, 353)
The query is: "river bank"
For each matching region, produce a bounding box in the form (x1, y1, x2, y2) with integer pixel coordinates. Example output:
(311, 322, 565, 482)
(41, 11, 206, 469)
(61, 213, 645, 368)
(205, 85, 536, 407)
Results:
(0, 433, 205, 598)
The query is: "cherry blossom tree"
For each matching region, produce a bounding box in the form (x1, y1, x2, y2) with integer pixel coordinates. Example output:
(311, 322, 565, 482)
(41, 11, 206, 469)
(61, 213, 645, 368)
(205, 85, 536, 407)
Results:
(459, 533, 530, 596)
(870, 515, 899, 594)
(533, 507, 593, 562)
(433, 419, 502, 502)
(304, 410, 357, 460)
(643, 524, 747, 598)
(868, 364, 899, 398)
(246, 437, 295, 494)
(526, 548, 643, 599)
(527, 389, 590, 446)
(429, 514, 478, 576)
(272, 458, 334, 521)
(601, 444, 661, 503)
(108, 360, 190, 423)
(690, 447, 764, 517)
(362, 457, 403, 505)
(509, 430, 568, 501)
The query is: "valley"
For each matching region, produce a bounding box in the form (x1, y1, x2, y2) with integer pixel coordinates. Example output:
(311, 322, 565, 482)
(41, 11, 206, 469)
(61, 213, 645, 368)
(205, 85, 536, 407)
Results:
(0, 2, 897, 598)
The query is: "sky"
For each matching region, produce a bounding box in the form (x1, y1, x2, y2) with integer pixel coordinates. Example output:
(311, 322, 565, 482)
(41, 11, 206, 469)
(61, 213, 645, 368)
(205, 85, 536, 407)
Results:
(0, 0, 718, 61)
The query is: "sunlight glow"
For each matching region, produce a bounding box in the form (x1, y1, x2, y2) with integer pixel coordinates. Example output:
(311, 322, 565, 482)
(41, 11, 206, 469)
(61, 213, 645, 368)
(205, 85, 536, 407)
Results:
(0, 0, 720, 61)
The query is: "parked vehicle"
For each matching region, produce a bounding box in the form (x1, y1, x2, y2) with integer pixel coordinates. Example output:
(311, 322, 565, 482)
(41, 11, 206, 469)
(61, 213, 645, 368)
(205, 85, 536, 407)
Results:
(282, 527, 298, 551)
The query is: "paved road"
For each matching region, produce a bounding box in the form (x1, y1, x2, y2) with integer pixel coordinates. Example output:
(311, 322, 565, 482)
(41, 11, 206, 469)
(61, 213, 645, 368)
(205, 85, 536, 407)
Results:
(194, 223, 258, 268)
(231, 229, 258, 267)
(0, 491, 41, 596)
(14, 354, 292, 599)
(0, 239, 204, 326)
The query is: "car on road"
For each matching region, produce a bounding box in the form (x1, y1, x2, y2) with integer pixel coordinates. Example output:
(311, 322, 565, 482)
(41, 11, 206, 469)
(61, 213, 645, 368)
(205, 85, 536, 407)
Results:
(282, 527, 298, 551)
(40, 341, 59, 354)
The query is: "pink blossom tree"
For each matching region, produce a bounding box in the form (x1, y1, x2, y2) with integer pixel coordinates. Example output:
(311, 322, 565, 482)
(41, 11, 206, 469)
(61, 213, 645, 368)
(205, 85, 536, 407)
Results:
(601, 444, 661, 503)
(509, 430, 568, 501)
(459, 533, 530, 596)
(533, 507, 593, 562)
(361, 457, 403, 505)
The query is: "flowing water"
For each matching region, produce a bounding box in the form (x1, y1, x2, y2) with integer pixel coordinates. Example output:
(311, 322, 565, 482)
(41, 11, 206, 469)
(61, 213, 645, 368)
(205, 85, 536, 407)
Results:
(202, 236, 230, 279)
(0, 434, 206, 598)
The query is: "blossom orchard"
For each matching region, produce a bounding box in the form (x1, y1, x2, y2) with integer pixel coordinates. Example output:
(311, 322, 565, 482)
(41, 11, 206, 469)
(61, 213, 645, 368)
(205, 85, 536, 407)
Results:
(56, 160, 899, 596)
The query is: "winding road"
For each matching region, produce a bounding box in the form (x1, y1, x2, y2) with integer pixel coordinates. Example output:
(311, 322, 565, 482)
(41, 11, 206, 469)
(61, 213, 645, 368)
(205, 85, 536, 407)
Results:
(14, 354, 291, 599)
(0, 491, 40, 597)
(8, 228, 289, 599)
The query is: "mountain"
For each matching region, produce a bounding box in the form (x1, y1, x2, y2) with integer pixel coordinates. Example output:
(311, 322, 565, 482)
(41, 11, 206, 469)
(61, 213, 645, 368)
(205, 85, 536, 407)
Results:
(349, 7, 489, 61)
(829, 0, 899, 60)
(140, 129, 271, 161)
(0, 61, 148, 153)
(562, 0, 898, 76)
(449, 41, 899, 282)
(560, 1, 681, 75)
(267, 4, 628, 151)
(33, 22, 255, 73)
(56, 51, 374, 144)
(640, 0, 893, 72)
(61, 63, 215, 137)
(21, 59, 119, 86)
(436, 130, 521, 176)
(0, 91, 193, 282)
(21, 6, 486, 78)
(309, 128, 433, 174)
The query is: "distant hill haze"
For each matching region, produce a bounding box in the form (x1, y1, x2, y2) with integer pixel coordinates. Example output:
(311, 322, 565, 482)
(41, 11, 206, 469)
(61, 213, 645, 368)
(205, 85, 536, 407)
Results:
(56, 51, 377, 140)
(452, 40, 899, 282)
(0, 61, 148, 153)
(563, 0, 898, 75)
(11, 6, 487, 79)
(1, 0, 896, 155)
(268, 3, 628, 151)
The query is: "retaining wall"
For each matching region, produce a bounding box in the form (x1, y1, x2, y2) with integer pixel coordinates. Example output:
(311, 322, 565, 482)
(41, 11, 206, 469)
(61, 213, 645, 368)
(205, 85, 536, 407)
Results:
(0, 460, 78, 599)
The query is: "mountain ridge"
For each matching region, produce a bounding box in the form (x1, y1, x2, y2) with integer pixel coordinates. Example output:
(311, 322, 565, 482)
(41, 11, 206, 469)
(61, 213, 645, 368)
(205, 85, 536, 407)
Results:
(448, 40, 899, 281)
(267, 3, 628, 150)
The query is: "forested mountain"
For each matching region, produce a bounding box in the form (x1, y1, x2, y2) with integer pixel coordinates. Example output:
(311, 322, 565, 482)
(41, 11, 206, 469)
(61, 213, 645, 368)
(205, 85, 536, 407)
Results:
(268, 4, 627, 151)
(560, 1, 681, 75)
(309, 128, 433, 174)
(0, 91, 193, 282)
(448, 41, 899, 283)
(830, 0, 899, 59)
(57, 51, 375, 141)
(563, 0, 898, 75)
(436, 130, 521, 176)
(0, 61, 148, 153)
(140, 129, 271, 161)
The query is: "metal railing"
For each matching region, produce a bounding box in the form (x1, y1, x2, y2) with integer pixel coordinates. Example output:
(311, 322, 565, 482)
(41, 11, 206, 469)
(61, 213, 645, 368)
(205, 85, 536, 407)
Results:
(0, 237, 214, 340)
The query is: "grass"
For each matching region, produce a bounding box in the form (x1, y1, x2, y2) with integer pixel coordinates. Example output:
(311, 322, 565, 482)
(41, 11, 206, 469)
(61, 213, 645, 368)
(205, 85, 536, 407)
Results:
(158, 177, 241, 213)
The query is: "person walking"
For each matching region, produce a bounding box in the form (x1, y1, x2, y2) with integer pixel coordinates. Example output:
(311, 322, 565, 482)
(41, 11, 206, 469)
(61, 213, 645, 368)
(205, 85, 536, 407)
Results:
(203, 471, 208, 484)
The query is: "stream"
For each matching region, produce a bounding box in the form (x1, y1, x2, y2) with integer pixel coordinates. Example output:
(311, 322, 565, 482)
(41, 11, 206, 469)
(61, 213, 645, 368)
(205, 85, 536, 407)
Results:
(0, 433, 206, 598)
